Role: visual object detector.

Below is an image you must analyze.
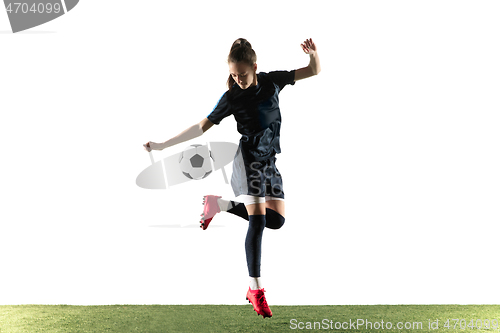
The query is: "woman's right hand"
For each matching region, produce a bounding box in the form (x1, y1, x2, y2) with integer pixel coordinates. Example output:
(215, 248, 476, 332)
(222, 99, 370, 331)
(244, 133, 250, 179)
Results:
(143, 142, 152, 152)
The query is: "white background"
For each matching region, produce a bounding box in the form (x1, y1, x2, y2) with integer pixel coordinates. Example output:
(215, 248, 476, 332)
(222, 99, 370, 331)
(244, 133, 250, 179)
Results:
(1, 0, 499, 305)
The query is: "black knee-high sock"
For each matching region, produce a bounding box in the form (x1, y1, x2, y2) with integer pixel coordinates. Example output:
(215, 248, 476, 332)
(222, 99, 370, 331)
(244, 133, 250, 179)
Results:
(226, 202, 249, 220)
(264, 208, 285, 230)
(227, 202, 285, 229)
(245, 215, 266, 277)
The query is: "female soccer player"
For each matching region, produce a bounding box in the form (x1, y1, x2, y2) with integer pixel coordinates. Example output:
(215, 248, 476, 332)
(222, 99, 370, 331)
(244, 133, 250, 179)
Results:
(144, 38, 320, 318)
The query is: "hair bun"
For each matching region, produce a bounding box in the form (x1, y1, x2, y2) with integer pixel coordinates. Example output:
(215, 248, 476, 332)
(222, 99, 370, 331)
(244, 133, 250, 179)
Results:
(232, 38, 252, 50)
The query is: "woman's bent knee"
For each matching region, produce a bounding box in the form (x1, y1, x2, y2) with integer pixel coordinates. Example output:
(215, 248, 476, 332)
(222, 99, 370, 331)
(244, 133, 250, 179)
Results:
(265, 208, 285, 229)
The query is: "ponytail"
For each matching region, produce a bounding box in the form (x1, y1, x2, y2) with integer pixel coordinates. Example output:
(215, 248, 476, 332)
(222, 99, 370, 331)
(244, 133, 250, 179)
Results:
(227, 38, 257, 91)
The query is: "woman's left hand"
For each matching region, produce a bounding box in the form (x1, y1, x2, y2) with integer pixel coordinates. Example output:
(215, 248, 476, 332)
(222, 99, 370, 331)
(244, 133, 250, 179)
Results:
(300, 38, 317, 55)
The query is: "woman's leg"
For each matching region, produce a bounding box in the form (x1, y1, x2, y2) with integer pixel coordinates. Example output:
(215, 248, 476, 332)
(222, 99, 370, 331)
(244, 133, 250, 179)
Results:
(245, 202, 266, 215)
(244, 204, 272, 318)
(244, 201, 266, 290)
(265, 199, 285, 218)
(219, 197, 285, 230)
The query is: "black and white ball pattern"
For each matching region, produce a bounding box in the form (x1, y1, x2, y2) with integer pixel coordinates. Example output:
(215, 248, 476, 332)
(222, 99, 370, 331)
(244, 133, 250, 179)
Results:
(178, 144, 213, 180)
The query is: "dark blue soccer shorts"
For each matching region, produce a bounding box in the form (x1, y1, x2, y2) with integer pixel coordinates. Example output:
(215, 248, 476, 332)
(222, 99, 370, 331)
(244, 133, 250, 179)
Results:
(231, 147, 285, 205)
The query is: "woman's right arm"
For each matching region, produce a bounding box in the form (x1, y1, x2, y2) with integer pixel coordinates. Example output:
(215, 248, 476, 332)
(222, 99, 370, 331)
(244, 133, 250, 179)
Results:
(200, 117, 215, 133)
(143, 118, 215, 152)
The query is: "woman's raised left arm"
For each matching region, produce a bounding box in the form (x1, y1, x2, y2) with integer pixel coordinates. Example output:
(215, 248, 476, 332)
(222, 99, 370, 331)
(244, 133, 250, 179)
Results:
(295, 38, 321, 81)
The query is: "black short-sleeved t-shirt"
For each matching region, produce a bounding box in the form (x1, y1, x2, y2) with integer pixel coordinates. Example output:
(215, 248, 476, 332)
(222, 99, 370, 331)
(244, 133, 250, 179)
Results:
(207, 70, 295, 161)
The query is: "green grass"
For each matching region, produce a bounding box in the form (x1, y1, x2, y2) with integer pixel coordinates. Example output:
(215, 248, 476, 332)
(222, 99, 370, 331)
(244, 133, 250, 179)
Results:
(1, 305, 499, 333)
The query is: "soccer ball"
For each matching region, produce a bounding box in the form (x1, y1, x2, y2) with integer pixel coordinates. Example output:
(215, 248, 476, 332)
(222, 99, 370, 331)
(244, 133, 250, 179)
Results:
(179, 144, 213, 180)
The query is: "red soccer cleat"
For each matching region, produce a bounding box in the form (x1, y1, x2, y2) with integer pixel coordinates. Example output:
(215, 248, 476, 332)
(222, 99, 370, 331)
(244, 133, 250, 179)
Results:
(246, 287, 272, 318)
(200, 195, 221, 230)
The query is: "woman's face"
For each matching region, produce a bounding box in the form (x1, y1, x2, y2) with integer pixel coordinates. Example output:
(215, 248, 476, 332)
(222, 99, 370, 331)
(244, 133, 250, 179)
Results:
(229, 61, 257, 89)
